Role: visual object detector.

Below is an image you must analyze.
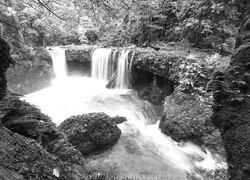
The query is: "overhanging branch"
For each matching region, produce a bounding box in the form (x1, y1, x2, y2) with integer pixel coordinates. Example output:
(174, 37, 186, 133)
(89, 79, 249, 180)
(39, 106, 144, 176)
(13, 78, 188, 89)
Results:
(36, 0, 67, 21)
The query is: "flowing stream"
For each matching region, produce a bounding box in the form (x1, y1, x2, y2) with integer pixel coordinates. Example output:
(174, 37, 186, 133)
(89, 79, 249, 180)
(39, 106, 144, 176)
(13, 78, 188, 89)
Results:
(25, 47, 222, 179)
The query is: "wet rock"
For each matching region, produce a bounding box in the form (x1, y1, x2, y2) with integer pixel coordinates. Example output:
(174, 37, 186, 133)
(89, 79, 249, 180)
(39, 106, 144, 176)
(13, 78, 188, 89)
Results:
(106, 71, 117, 89)
(111, 115, 127, 124)
(59, 113, 125, 155)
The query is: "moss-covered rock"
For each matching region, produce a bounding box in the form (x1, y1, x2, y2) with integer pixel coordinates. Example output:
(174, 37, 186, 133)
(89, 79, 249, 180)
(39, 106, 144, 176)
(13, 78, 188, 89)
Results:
(159, 90, 226, 160)
(59, 113, 126, 155)
(65, 45, 97, 63)
(160, 91, 213, 141)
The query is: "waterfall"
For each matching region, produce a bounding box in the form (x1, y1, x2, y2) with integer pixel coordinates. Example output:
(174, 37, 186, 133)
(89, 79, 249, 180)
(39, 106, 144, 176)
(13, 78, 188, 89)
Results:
(47, 47, 67, 79)
(91, 48, 134, 89)
(24, 47, 225, 179)
(91, 48, 113, 81)
(116, 50, 133, 89)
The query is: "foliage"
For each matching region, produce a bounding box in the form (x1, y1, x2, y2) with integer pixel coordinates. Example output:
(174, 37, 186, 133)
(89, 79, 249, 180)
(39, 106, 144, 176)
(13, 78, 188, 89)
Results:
(173, 0, 239, 52)
(0, 0, 83, 48)
(76, 0, 178, 46)
(73, 0, 240, 50)
(0, 0, 243, 51)
(85, 30, 99, 44)
(7, 53, 52, 94)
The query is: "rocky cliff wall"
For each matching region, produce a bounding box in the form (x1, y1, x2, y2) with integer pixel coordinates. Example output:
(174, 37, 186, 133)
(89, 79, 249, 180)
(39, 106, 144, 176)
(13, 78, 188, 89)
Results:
(211, 13, 250, 179)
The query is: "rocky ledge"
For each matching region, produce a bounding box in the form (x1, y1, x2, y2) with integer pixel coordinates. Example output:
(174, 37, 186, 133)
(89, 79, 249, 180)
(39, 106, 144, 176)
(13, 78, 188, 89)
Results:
(64, 45, 97, 62)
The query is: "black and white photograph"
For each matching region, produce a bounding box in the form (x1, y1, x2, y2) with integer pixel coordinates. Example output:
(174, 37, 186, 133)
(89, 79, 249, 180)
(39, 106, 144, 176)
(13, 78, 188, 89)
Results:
(0, 0, 249, 179)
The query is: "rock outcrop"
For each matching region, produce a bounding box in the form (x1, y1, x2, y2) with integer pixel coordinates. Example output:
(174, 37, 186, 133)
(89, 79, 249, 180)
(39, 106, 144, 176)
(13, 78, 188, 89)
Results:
(65, 45, 96, 63)
(59, 113, 126, 155)
(211, 8, 250, 179)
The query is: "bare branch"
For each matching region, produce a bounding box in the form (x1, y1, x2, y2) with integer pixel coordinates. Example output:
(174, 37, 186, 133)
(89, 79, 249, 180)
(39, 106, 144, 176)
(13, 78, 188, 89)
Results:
(36, 0, 67, 21)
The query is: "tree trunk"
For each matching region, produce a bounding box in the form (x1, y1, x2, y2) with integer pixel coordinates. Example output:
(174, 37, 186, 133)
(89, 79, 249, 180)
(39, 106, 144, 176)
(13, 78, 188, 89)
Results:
(0, 38, 14, 100)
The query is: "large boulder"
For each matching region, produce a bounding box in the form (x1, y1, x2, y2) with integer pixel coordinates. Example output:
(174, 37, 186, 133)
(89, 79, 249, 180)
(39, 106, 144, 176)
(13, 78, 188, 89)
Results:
(160, 90, 226, 157)
(160, 91, 213, 141)
(59, 113, 126, 155)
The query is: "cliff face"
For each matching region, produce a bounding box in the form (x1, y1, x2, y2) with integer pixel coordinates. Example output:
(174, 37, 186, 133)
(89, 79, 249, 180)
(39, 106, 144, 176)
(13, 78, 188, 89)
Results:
(211, 8, 250, 180)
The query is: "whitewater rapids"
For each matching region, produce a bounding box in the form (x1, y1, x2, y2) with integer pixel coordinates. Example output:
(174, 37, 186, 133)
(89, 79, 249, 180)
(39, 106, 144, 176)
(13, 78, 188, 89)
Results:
(24, 47, 223, 179)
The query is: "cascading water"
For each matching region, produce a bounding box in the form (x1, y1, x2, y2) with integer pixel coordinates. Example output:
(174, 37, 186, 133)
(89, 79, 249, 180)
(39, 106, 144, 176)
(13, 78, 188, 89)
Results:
(91, 48, 113, 80)
(91, 48, 134, 89)
(48, 47, 67, 79)
(116, 50, 132, 89)
(25, 47, 224, 179)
